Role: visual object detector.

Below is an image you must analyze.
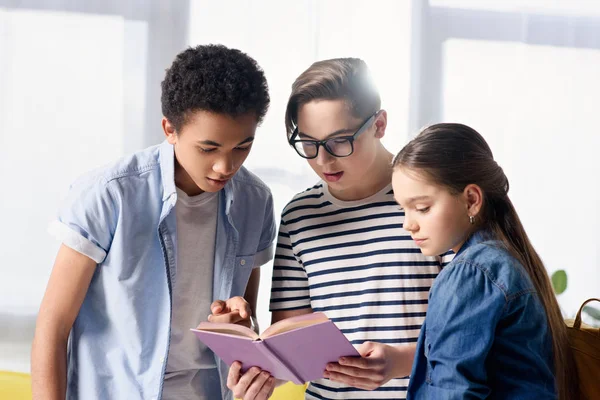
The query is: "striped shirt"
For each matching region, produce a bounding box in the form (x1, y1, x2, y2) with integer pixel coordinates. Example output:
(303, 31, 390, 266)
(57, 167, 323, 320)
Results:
(270, 181, 453, 400)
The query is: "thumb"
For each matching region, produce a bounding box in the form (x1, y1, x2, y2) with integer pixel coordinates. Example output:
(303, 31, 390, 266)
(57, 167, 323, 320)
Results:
(227, 296, 251, 319)
(210, 300, 226, 315)
(357, 341, 377, 357)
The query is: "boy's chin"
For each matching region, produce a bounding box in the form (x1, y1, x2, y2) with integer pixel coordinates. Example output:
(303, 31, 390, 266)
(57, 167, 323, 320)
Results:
(418, 247, 440, 257)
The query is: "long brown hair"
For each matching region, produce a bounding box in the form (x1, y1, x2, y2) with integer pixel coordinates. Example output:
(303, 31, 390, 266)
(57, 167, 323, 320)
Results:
(393, 123, 578, 399)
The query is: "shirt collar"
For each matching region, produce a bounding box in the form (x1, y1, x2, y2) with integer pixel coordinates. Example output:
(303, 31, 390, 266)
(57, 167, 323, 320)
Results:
(159, 140, 176, 202)
(455, 229, 490, 258)
(158, 140, 235, 210)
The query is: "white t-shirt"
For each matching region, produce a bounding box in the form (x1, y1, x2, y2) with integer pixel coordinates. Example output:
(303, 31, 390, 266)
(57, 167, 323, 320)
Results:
(162, 188, 221, 400)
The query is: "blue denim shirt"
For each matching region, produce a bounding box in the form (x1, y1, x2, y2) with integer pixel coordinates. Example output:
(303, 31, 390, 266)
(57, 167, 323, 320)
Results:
(49, 141, 276, 400)
(407, 231, 556, 399)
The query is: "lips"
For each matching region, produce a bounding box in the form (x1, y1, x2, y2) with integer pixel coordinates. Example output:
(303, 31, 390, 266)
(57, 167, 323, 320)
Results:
(209, 175, 232, 181)
(207, 177, 231, 186)
(323, 171, 344, 183)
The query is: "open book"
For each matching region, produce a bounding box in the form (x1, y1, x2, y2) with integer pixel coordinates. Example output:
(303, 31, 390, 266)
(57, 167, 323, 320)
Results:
(191, 312, 359, 384)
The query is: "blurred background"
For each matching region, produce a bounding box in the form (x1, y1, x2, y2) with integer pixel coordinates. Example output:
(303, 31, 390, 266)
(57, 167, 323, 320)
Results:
(1, 0, 599, 374)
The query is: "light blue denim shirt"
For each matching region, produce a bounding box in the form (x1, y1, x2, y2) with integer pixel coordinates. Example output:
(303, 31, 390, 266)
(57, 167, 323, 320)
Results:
(49, 141, 276, 400)
(407, 231, 556, 399)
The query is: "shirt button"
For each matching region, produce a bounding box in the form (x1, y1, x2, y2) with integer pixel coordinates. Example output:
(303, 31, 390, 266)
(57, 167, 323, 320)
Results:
(240, 259, 246, 266)
(160, 357, 165, 363)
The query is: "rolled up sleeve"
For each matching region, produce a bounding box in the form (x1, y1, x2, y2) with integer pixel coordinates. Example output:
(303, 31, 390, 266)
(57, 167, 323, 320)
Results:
(49, 175, 119, 264)
(253, 192, 276, 268)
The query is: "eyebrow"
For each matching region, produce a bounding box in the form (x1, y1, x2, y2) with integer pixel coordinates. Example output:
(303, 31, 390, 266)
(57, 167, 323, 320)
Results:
(198, 136, 255, 147)
(404, 195, 432, 204)
(298, 128, 355, 140)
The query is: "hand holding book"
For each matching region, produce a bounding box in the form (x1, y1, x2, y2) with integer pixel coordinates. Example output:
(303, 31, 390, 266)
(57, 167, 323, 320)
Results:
(324, 341, 417, 390)
(191, 312, 359, 385)
(228, 361, 277, 400)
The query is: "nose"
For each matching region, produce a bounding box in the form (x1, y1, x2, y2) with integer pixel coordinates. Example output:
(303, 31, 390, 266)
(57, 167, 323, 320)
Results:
(213, 153, 235, 176)
(403, 211, 418, 233)
(315, 146, 335, 166)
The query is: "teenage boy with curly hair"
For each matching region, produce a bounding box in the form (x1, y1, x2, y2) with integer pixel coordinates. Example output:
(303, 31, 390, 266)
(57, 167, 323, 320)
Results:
(31, 44, 275, 400)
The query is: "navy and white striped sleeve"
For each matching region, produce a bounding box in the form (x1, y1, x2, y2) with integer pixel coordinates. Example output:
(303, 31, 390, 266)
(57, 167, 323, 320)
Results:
(269, 220, 311, 311)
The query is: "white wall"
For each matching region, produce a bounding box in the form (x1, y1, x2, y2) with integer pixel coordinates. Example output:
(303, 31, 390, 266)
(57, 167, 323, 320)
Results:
(441, 39, 600, 316)
(0, 9, 127, 314)
(0, 7, 143, 372)
(419, 2, 600, 316)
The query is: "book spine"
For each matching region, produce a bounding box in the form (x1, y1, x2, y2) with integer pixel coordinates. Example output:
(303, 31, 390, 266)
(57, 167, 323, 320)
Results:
(253, 340, 304, 384)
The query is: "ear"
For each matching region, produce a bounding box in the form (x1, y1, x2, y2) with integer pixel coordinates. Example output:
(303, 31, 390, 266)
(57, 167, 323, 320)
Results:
(374, 110, 387, 139)
(162, 117, 177, 144)
(463, 184, 483, 218)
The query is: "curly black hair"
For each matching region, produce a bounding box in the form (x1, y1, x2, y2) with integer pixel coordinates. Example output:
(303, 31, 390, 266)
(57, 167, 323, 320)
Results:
(161, 44, 270, 131)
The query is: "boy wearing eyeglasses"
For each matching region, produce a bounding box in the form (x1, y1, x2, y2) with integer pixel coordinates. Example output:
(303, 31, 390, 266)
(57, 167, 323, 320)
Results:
(225, 58, 452, 400)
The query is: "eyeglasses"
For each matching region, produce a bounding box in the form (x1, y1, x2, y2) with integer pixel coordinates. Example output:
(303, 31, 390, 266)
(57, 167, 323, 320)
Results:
(288, 111, 380, 159)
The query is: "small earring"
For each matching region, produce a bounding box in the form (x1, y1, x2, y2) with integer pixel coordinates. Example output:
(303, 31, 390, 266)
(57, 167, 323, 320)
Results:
(469, 215, 475, 225)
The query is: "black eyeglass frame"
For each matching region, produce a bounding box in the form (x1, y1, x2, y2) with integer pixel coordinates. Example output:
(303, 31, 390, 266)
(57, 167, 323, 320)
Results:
(288, 110, 381, 159)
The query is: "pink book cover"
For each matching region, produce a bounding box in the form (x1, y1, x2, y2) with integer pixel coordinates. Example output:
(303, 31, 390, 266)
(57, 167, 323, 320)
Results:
(190, 312, 359, 384)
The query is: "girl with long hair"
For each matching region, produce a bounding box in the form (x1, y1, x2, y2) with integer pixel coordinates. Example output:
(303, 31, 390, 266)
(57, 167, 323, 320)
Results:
(392, 123, 578, 399)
